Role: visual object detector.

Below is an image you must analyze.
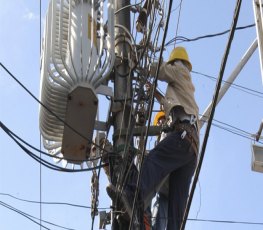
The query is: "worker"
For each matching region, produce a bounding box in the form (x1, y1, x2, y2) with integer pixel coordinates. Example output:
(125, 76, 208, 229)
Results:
(151, 110, 169, 229)
(107, 46, 199, 230)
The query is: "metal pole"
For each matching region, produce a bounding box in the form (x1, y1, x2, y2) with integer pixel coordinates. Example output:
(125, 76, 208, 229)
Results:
(112, 0, 131, 229)
(199, 39, 258, 128)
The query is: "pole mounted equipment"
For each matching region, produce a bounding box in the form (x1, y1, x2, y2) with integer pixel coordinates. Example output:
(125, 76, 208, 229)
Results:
(39, 0, 115, 168)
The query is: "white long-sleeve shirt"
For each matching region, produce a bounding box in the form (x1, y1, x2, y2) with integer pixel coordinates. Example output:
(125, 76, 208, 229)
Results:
(151, 60, 199, 129)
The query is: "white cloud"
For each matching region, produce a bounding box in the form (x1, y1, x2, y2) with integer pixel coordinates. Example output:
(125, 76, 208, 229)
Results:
(23, 9, 39, 21)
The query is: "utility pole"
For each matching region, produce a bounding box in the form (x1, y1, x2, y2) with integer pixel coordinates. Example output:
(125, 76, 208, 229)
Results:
(112, 0, 132, 229)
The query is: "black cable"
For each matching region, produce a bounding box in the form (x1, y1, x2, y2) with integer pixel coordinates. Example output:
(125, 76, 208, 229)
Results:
(129, 0, 174, 228)
(180, 1, 243, 229)
(0, 192, 110, 210)
(0, 200, 76, 230)
(174, 0, 183, 43)
(188, 218, 263, 226)
(193, 70, 263, 98)
(200, 114, 255, 137)
(112, 0, 164, 216)
(40, 1, 42, 228)
(165, 23, 255, 46)
(1, 121, 108, 173)
(149, 214, 263, 226)
(0, 201, 51, 230)
(40, 132, 43, 230)
(0, 121, 109, 162)
(0, 121, 104, 162)
(91, 159, 102, 230)
(0, 63, 109, 154)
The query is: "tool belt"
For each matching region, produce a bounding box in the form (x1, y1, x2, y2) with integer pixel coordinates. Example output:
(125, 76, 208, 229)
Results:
(163, 121, 199, 154)
(175, 122, 199, 154)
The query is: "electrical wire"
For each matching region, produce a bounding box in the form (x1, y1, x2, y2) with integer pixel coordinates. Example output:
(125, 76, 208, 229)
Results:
(149, 214, 263, 226)
(0, 121, 108, 173)
(108, 1, 167, 227)
(0, 121, 105, 163)
(174, 0, 183, 47)
(115, 0, 144, 15)
(0, 200, 50, 230)
(39, 1, 42, 228)
(165, 23, 255, 46)
(0, 192, 110, 210)
(180, 1, 243, 229)
(0, 200, 76, 230)
(129, 0, 174, 228)
(187, 218, 263, 226)
(196, 180, 201, 219)
(91, 159, 102, 230)
(192, 70, 263, 99)
(200, 113, 263, 143)
(119, 0, 165, 189)
(112, 0, 163, 213)
(0, 63, 110, 155)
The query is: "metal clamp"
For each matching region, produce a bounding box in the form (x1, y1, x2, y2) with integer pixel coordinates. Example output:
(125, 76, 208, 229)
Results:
(181, 130, 187, 139)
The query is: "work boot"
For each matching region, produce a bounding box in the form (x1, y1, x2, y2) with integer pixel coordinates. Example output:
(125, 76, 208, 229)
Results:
(106, 184, 132, 219)
(106, 184, 140, 227)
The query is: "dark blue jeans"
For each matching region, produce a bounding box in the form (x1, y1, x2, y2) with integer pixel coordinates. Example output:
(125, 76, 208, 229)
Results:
(152, 192, 168, 229)
(127, 129, 197, 230)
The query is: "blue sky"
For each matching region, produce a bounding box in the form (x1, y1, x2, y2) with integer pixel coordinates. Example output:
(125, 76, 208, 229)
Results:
(1, 1, 263, 230)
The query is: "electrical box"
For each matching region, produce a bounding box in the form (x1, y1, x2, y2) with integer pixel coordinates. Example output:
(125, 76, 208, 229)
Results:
(251, 144, 263, 173)
(62, 85, 98, 164)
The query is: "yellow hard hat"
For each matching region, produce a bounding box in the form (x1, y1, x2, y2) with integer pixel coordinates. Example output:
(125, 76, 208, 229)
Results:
(153, 111, 165, 126)
(168, 47, 192, 71)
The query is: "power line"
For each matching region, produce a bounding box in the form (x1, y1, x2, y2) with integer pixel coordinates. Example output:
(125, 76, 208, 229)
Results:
(192, 70, 263, 99)
(0, 121, 108, 173)
(168, 23, 255, 46)
(40, 3, 42, 229)
(181, 1, 243, 229)
(0, 192, 110, 210)
(165, 23, 255, 46)
(0, 121, 104, 162)
(150, 215, 263, 226)
(129, 0, 174, 228)
(174, 0, 184, 47)
(0, 200, 76, 230)
(201, 114, 263, 143)
(188, 218, 263, 226)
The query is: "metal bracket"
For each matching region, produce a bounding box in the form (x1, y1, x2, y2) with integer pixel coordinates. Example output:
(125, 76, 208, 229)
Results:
(99, 211, 111, 229)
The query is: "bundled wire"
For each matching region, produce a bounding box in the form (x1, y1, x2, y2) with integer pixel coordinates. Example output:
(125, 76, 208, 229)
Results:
(112, 0, 164, 212)
(192, 70, 263, 99)
(0, 192, 110, 210)
(0, 121, 104, 163)
(0, 121, 108, 173)
(165, 23, 255, 46)
(128, 0, 174, 228)
(0, 200, 76, 230)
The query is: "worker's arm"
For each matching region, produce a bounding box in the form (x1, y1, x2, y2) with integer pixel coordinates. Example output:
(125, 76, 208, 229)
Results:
(146, 80, 165, 104)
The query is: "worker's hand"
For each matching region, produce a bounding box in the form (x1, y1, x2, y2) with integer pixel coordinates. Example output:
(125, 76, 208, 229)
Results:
(145, 81, 152, 91)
